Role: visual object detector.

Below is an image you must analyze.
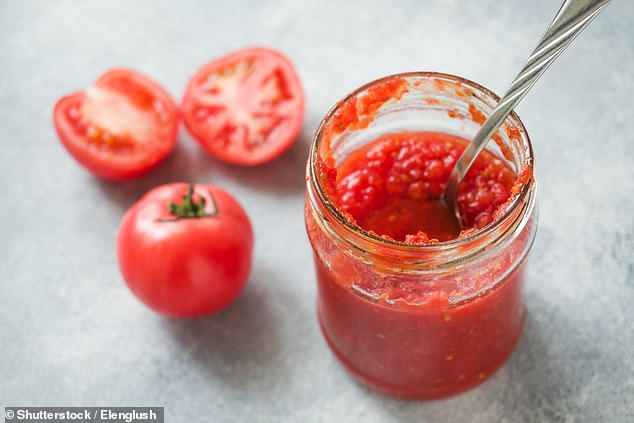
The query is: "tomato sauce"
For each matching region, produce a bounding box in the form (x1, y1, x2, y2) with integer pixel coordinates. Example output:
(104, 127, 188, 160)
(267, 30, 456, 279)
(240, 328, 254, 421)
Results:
(332, 131, 518, 243)
(307, 130, 532, 398)
(316, 257, 526, 398)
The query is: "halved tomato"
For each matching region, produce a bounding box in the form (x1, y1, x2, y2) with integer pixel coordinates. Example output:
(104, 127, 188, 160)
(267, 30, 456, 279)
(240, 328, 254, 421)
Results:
(53, 69, 179, 180)
(182, 47, 305, 166)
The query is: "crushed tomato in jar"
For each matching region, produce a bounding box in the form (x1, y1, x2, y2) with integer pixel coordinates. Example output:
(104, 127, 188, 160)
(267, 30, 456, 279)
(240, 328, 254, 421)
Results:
(326, 131, 529, 244)
(305, 72, 537, 399)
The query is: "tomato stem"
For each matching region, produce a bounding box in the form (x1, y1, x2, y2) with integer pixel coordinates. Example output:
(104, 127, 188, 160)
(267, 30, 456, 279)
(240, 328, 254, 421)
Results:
(162, 184, 217, 220)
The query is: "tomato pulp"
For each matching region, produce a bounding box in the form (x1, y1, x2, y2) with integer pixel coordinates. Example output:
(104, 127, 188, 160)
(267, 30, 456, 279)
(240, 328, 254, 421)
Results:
(182, 47, 304, 166)
(306, 130, 534, 398)
(334, 132, 519, 244)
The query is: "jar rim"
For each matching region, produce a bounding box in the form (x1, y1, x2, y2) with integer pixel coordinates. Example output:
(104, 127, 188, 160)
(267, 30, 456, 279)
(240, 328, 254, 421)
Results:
(308, 71, 536, 254)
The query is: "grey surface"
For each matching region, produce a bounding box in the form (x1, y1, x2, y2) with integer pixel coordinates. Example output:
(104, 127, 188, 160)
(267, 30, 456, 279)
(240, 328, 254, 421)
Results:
(1, 0, 632, 421)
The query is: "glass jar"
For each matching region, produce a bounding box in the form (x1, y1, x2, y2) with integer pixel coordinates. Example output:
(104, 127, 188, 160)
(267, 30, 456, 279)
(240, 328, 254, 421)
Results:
(304, 72, 537, 399)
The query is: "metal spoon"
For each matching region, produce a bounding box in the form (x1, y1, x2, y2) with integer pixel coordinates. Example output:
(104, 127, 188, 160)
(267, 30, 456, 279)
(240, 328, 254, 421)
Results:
(443, 0, 612, 228)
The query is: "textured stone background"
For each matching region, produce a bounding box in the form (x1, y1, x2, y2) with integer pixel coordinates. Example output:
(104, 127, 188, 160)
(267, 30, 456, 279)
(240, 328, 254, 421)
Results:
(1, 0, 632, 421)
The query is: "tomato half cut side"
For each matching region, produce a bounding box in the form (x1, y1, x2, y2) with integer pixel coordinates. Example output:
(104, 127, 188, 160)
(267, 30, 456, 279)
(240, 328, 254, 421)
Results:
(53, 69, 179, 180)
(182, 47, 305, 166)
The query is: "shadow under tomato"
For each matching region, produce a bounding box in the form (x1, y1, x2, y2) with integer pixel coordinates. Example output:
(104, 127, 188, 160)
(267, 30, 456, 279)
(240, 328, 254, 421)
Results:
(161, 266, 290, 397)
(192, 128, 312, 198)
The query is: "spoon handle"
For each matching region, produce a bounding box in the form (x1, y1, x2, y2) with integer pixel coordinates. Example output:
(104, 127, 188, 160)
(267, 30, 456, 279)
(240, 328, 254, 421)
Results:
(444, 0, 612, 217)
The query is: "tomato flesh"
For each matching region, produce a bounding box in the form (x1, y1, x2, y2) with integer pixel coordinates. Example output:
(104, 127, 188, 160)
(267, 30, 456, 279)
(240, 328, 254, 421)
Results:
(182, 47, 304, 166)
(307, 131, 532, 398)
(333, 132, 516, 243)
(53, 69, 179, 180)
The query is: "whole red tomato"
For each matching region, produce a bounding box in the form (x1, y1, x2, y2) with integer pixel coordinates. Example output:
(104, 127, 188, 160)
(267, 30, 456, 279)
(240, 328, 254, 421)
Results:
(117, 183, 253, 317)
(54, 69, 179, 180)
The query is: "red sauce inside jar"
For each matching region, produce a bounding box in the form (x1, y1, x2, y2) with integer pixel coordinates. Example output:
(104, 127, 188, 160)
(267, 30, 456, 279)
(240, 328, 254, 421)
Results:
(334, 131, 517, 243)
(309, 130, 533, 398)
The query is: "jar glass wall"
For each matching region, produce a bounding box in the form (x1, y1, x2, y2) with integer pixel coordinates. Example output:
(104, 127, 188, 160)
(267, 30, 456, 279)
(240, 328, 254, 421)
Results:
(304, 72, 537, 399)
